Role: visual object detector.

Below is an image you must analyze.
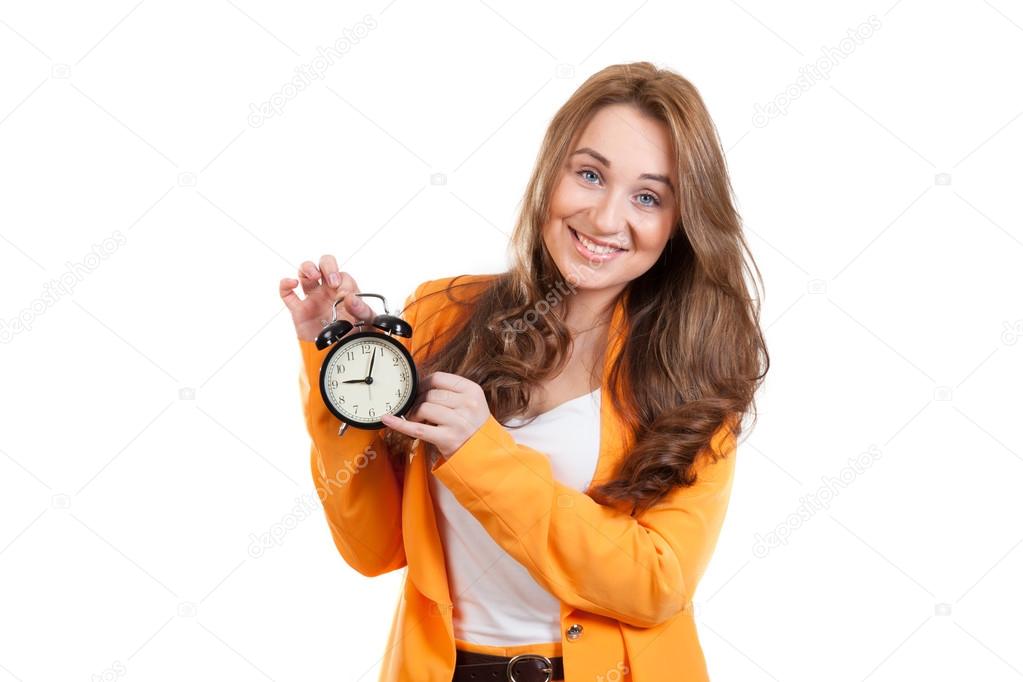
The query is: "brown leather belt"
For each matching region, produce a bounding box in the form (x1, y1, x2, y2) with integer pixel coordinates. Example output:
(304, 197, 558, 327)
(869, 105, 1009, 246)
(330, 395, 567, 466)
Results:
(452, 648, 564, 681)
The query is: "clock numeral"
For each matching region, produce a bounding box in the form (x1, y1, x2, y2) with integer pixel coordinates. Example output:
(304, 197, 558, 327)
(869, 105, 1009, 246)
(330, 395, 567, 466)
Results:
(346, 351, 355, 361)
(362, 345, 371, 354)
(392, 356, 399, 366)
(368, 408, 375, 417)
(352, 404, 358, 413)
(385, 402, 392, 411)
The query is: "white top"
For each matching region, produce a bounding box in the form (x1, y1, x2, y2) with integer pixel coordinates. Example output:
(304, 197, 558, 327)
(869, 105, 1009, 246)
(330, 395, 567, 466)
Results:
(428, 387, 602, 645)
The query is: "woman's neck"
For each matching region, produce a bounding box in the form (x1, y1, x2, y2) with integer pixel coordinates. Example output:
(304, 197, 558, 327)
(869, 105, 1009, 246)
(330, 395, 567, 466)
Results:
(557, 286, 622, 337)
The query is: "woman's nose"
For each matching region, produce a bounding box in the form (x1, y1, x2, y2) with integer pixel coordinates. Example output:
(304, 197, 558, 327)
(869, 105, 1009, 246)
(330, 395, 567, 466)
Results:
(591, 189, 627, 235)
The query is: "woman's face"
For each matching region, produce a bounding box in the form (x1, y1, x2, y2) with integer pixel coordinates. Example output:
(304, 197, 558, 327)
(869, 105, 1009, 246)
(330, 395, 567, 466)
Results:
(542, 103, 680, 297)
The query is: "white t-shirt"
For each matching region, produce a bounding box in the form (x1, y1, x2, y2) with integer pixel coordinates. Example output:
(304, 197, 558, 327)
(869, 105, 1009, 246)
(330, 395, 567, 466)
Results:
(427, 387, 602, 646)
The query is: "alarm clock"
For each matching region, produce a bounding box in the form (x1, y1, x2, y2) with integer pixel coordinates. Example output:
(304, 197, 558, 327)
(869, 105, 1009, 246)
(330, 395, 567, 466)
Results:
(314, 292, 417, 436)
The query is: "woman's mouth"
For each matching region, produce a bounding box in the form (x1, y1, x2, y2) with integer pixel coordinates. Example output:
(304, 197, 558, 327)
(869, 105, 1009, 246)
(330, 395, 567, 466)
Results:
(569, 226, 627, 262)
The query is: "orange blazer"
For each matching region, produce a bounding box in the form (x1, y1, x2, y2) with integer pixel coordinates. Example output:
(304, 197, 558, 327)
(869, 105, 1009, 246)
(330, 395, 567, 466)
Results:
(297, 273, 738, 681)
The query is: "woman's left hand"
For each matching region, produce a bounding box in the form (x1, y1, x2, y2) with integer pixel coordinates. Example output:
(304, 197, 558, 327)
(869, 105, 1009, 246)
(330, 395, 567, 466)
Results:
(380, 372, 491, 458)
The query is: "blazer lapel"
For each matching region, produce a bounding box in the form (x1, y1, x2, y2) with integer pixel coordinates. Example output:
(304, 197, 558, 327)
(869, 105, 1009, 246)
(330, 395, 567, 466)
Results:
(402, 438, 453, 607)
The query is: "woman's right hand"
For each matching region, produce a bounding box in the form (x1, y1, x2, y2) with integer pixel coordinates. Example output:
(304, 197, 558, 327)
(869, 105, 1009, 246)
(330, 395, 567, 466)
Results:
(280, 254, 376, 342)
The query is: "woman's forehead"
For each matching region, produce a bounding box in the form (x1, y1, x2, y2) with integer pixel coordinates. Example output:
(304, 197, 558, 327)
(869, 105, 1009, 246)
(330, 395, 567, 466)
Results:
(571, 105, 677, 184)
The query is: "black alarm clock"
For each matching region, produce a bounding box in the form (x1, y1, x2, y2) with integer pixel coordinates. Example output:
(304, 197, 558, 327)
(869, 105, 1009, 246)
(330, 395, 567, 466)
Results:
(314, 292, 417, 436)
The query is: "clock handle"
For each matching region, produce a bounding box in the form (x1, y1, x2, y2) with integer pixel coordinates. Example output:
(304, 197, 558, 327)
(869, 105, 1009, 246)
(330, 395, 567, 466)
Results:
(352, 292, 389, 314)
(327, 292, 391, 323)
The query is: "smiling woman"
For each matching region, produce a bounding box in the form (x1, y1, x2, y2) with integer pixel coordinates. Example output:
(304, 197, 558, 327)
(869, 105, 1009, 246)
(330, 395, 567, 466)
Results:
(283, 60, 769, 682)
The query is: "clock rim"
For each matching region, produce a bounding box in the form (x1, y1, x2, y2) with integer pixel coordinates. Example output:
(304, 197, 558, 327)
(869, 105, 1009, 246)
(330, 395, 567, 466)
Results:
(317, 329, 418, 430)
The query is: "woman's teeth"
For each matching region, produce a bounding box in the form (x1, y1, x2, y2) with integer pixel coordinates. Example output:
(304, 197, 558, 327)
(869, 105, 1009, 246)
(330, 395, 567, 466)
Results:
(574, 228, 623, 254)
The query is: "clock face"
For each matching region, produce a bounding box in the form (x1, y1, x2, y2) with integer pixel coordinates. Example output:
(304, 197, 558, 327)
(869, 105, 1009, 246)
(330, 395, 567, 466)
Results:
(319, 331, 416, 428)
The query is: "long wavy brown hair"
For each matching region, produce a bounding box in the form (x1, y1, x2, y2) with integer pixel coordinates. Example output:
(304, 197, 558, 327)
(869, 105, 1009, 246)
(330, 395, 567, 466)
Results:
(382, 61, 769, 517)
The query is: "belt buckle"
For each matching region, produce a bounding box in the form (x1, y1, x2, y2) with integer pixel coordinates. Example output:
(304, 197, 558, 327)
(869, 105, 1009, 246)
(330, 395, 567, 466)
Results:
(506, 653, 553, 682)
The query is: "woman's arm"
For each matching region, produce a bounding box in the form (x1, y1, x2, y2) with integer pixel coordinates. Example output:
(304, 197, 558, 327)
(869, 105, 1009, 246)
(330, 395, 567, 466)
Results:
(429, 413, 739, 628)
(297, 282, 426, 577)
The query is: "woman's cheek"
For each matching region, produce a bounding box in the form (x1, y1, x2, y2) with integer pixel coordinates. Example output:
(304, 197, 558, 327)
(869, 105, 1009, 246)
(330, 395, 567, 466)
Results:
(551, 175, 586, 208)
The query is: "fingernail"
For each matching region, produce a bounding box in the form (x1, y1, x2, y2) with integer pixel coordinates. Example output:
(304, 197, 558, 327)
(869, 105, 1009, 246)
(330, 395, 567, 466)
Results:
(328, 273, 340, 287)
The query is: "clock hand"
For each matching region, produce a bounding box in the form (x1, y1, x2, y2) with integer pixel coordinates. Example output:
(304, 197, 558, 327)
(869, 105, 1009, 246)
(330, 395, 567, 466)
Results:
(342, 378, 367, 384)
(365, 348, 377, 409)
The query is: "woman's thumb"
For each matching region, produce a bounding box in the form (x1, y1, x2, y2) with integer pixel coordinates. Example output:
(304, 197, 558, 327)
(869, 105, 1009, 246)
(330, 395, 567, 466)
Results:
(346, 292, 370, 319)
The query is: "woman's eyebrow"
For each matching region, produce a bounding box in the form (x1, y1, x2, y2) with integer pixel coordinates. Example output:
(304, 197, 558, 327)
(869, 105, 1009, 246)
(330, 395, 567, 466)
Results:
(571, 146, 612, 167)
(570, 147, 675, 195)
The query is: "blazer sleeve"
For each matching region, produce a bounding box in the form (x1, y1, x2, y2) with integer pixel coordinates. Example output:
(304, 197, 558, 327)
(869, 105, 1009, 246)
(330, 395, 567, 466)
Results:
(297, 282, 427, 577)
(429, 413, 739, 628)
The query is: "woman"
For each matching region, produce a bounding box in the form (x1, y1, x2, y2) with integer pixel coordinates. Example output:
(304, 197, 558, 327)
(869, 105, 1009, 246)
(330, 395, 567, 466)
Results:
(280, 61, 768, 682)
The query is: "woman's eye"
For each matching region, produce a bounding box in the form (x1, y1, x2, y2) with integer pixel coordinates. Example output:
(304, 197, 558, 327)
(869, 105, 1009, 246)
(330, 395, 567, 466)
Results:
(575, 169, 659, 208)
(637, 193, 660, 208)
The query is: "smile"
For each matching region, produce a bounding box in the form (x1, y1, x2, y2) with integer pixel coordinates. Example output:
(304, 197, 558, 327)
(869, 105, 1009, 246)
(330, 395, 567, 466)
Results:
(569, 226, 627, 261)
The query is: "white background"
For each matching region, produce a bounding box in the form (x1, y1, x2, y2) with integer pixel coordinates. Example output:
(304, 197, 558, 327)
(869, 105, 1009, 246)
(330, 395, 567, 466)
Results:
(1, 1, 1022, 680)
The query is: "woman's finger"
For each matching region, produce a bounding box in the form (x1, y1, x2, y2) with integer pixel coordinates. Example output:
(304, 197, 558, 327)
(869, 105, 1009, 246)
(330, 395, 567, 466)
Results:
(407, 401, 456, 427)
(298, 261, 322, 296)
(344, 291, 374, 321)
(279, 277, 302, 313)
(381, 413, 442, 441)
(319, 254, 342, 289)
(418, 372, 472, 396)
(421, 387, 459, 410)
